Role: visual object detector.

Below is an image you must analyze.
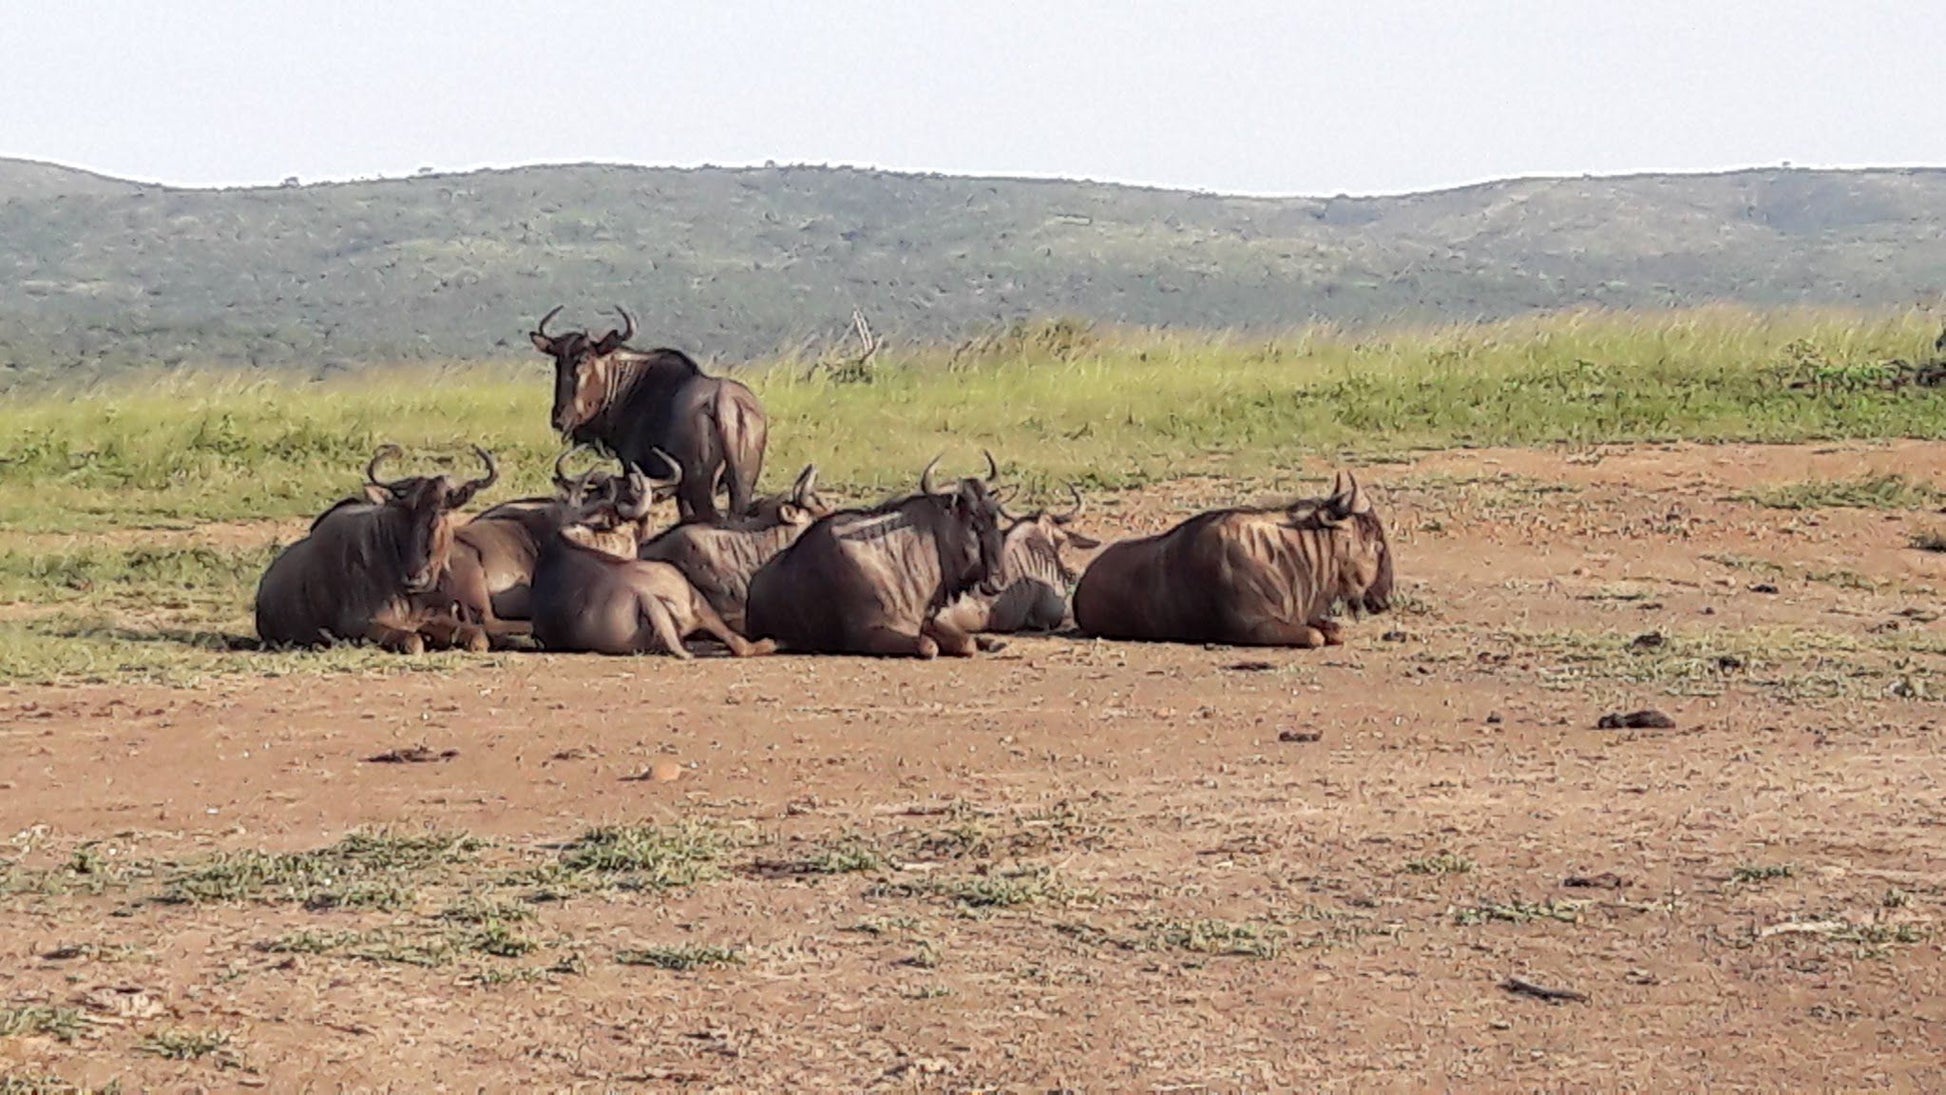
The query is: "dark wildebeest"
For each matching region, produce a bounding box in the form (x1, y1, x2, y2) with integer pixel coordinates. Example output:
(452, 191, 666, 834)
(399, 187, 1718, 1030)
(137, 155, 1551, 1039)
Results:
(529, 305, 767, 524)
(441, 447, 671, 645)
(934, 485, 1101, 636)
(635, 464, 833, 633)
(1071, 472, 1394, 647)
(254, 445, 499, 654)
(529, 466, 774, 658)
(743, 454, 1009, 658)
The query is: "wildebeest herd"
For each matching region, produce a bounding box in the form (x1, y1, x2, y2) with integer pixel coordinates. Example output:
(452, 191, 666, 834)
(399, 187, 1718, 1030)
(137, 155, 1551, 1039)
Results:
(254, 307, 1397, 658)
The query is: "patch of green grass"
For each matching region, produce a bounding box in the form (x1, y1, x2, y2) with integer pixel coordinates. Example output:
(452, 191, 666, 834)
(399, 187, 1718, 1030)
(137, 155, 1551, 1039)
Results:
(874, 865, 1089, 911)
(0, 1006, 85, 1043)
(136, 1028, 236, 1066)
(1404, 852, 1476, 876)
(1739, 473, 1946, 511)
(1730, 864, 1797, 886)
(1145, 919, 1287, 959)
(615, 944, 743, 971)
(1453, 899, 1586, 926)
(439, 896, 536, 925)
(260, 924, 539, 968)
(161, 828, 479, 907)
(554, 823, 736, 891)
(0, 1079, 123, 1095)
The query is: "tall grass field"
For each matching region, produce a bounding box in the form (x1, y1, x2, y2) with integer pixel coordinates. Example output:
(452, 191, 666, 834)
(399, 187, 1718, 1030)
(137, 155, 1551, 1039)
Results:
(2, 305, 1943, 684)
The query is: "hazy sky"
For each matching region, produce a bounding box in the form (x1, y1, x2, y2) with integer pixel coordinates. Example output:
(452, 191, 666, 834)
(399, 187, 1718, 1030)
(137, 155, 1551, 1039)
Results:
(9, 0, 1945, 195)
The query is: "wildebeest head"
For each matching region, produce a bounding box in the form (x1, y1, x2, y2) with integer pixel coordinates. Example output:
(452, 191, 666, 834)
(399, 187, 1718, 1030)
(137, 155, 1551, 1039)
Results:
(995, 484, 1102, 590)
(362, 444, 499, 594)
(529, 304, 637, 436)
(1305, 471, 1393, 615)
(919, 451, 1009, 596)
(558, 445, 679, 540)
(744, 464, 832, 528)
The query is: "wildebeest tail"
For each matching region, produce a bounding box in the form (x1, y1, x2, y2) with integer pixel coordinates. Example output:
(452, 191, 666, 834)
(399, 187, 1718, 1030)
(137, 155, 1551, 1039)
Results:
(710, 385, 767, 517)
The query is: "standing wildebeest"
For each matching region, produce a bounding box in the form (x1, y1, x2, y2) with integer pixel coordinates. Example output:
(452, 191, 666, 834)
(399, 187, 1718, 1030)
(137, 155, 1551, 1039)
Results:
(934, 485, 1101, 636)
(255, 445, 499, 654)
(635, 464, 833, 633)
(529, 466, 774, 658)
(1071, 472, 1394, 647)
(743, 454, 1009, 659)
(441, 447, 668, 645)
(529, 305, 767, 524)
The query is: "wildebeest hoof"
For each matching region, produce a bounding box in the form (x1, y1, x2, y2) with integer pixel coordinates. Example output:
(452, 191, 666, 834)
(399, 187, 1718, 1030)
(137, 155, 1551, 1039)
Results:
(915, 636, 940, 659)
(975, 636, 1008, 654)
(740, 639, 779, 657)
(460, 629, 491, 654)
(398, 634, 427, 656)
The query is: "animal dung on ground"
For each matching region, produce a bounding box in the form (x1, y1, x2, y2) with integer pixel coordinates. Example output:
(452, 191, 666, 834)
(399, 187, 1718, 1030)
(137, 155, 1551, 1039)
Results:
(1278, 729, 1323, 743)
(1596, 709, 1677, 730)
(1501, 976, 1588, 1004)
(366, 745, 459, 764)
(1562, 872, 1629, 889)
(1749, 582, 1781, 595)
(1628, 632, 1666, 651)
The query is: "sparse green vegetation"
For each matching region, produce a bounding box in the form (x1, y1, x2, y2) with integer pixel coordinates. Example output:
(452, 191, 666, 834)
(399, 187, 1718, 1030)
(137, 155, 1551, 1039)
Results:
(554, 823, 737, 890)
(1739, 473, 1946, 511)
(1453, 899, 1586, 926)
(874, 865, 1089, 911)
(615, 944, 743, 971)
(1145, 919, 1287, 959)
(160, 829, 479, 906)
(0, 1006, 85, 1044)
(135, 1028, 236, 1066)
(1404, 852, 1476, 876)
(1730, 864, 1797, 886)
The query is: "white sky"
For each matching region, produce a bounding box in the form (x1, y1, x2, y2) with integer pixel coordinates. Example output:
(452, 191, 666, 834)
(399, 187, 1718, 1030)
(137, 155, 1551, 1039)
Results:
(9, 0, 1946, 196)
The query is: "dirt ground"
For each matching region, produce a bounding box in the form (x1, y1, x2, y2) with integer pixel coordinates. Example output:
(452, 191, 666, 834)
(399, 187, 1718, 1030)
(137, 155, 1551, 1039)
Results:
(3, 441, 1945, 1093)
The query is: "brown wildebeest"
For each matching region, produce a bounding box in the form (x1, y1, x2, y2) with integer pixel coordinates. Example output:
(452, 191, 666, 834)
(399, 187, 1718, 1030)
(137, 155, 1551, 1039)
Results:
(1071, 471, 1394, 647)
(934, 484, 1101, 636)
(254, 445, 499, 654)
(529, 304, 767, 524)
(635, 464, 833, 632)
(529, 466, 774, 658)
(442, 446, 673, 645)
(743, 453, 1009, 658)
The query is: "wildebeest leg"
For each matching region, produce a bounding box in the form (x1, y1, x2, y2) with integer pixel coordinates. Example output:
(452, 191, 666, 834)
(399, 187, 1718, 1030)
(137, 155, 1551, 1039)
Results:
(1226, 617, 1329, 649)
(1315, 619, 1346, 646)
(417, 611, 491, 654)
(852, 625, 940, 660)
(922, 615, 979, 658)
(362, 619, 426, 656)
(686, 595, 776, 657)
(444, 565, 530, 649)
(638, 596, 695, 659)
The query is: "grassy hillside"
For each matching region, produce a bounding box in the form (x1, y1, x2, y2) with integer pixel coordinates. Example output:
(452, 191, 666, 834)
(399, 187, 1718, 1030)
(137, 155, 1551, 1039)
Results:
(5, 159, 1946, 379)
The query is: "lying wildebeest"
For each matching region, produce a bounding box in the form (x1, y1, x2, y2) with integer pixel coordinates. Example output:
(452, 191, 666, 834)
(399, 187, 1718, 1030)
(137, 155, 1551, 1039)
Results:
(529, 465, 774, 658)
(636, 464, 833, 632)
(255, 445, 499, 654)
(530, 304, 767, 524)
(439, 447, 663, 645)
(743, 454, 1009, 658)
(1071, 471, 1393, 647)
(933, 485, 1101, 636)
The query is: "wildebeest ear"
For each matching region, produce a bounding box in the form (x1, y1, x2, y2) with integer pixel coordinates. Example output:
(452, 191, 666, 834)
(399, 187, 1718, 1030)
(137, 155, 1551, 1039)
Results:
(592, 328, 626, 355)
(362, 484, 391, 504)
(1064, 530, 1103, 550)
(529, 331, 557, 355)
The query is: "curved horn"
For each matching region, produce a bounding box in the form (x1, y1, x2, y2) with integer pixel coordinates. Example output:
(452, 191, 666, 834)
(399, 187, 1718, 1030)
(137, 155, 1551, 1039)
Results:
(982, 449, 1001, 482)
(1344, 469, 1371, 515)
(1056, 482, 1086, 524)
(469, 446, 499, 492)
(919, 454, 944, 496)
(553, 444, 590, 489)
(618, 467, 653, 520)
(536, 305, 564, 339)
(565, 467, 598, 511)
(611, 305, 636, 345)
(365, 443, 404, 487)
(792, 463, 819, 503)
(648, 447, 683, 488)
